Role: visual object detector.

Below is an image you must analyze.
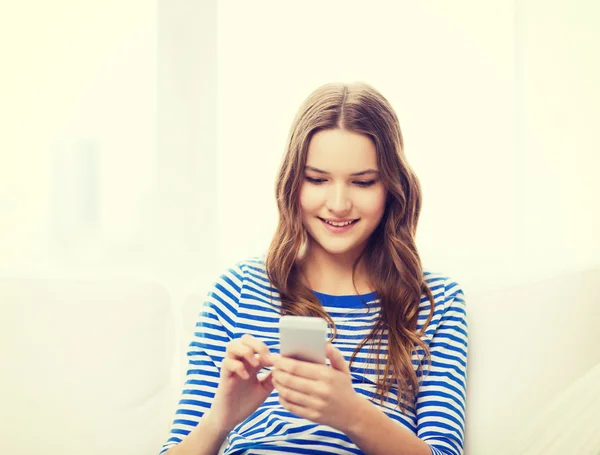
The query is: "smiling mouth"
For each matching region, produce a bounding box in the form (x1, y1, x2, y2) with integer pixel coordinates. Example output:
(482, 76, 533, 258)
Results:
(318, 217, 360, 227)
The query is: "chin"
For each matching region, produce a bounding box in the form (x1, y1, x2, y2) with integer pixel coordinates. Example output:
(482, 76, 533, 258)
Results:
(304, 221, 371, 257)
(314, 238, 365, 257)
(322, 246, 355, 256)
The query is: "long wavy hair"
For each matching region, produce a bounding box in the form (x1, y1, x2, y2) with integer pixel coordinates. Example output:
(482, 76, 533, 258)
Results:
(265, 82, 435, 411)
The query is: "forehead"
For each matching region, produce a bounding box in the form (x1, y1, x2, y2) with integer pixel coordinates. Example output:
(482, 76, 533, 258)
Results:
(306, 129, 378, 171)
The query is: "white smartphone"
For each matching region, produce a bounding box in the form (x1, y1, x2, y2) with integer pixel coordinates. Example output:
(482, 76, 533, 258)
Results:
(279, 316, 328, 364)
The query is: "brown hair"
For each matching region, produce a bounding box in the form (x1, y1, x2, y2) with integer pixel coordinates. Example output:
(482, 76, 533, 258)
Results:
(265, 82, 435, 411)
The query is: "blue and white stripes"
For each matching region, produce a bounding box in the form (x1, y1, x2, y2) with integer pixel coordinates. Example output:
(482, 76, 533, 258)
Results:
(160, 257, 468, 455)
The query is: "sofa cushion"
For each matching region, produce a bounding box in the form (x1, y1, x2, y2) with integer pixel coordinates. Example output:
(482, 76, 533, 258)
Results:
(464, 267, 600, 454)
(0, 277, 174, 455)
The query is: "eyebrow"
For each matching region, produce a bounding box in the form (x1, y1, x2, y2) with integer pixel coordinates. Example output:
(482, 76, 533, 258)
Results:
(305, 166, 380, 177)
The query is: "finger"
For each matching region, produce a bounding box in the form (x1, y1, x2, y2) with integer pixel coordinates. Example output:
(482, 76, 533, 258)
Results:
(326, 343, 350, 374)
(269, 353, 281, 363)
(278, 396, 320, 423)
(274, 379, 324, 409)
(222, 357, 250, 380)
(272, 368, 323, 397)
(275, 356, 325, 380)
(258, 370, 274, 391)
(240, 334, 272, 365)
(227, 341, 259, 367)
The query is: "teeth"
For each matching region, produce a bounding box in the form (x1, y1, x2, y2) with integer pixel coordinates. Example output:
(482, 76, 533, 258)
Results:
(324, 219, 355, 227)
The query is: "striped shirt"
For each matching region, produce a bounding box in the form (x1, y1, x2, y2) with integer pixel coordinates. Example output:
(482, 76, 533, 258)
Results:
(160, 256, 468, 455)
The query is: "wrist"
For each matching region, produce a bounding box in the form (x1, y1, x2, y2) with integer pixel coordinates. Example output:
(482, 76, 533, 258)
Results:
(203, 409, 235, 437)
(343, 394, 372, 437)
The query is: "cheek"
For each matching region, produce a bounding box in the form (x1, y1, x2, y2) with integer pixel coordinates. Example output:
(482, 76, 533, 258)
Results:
(358, 188, 387, 219)
(299, 184, 321, 214)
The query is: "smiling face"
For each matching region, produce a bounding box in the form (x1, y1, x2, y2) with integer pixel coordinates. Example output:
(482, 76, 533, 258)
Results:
(299, 128, 388, 262)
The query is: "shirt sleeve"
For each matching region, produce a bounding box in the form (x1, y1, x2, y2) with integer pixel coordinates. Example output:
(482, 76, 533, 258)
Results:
(159, 265, 244, 455)
(416, 279, 468, 455)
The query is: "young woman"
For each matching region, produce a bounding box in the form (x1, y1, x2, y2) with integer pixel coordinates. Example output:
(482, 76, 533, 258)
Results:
(160, 82, 468, 455)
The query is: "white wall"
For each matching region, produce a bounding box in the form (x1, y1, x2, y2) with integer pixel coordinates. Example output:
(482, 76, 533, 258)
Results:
(215, 0, 600, 294)
(518, 0, 600, 282)
(3, 0, 597, 296)
(0, 0, 221, 297)
(0, 1, 157, 272)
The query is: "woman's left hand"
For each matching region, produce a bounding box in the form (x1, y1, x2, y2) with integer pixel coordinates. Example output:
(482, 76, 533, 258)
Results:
(271, 343, 364, 433)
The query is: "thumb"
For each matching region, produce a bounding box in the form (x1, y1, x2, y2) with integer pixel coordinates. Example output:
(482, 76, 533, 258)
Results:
(258, 370, 274, 392)
(326, 343, 350, 373)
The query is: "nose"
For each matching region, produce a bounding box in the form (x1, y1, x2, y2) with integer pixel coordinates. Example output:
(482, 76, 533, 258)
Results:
(325, 182, 352, 214)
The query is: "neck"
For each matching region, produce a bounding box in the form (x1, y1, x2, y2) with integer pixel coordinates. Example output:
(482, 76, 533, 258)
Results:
(299, 242, 373, 295)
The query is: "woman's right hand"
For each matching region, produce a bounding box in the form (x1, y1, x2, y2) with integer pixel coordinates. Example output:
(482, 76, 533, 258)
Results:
(206, 334, 275, 433)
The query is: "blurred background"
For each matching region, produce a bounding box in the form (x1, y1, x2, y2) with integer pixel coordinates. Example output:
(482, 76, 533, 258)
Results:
(0, 0, 600, 296)
(0, 1, 599, 454)
(1, 0, 598, 295)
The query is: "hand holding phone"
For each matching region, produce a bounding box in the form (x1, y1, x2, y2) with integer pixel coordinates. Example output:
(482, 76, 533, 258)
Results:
(279, 316, 328, 364)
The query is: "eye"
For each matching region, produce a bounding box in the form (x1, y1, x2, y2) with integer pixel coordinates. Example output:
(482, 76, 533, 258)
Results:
(354, 180, 376, 187)
(305, 176, 326, 184)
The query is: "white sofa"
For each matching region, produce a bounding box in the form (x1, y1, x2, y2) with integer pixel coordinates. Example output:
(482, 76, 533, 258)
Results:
(464, 267, 600, 454)
(0, 277, 175, 455)
(1, 268, 599, 455)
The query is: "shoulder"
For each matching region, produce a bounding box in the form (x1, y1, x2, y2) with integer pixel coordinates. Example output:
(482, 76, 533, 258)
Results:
(212, 255, 266, 282)
(420, 269, 468, 337)
(228, 255, 270, 285)
(214, 255, 277, 297)
(423, 269, 466, 309)
(234, 255, 268, 277)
